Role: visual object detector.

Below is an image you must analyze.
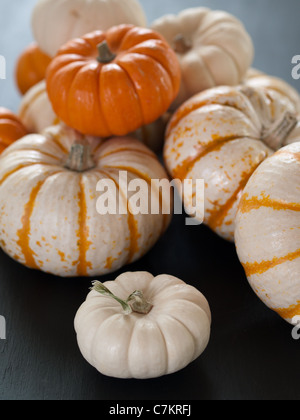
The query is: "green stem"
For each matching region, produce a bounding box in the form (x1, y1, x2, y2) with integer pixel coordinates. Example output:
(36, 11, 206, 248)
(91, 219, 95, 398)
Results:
(91, 281, 153, 315)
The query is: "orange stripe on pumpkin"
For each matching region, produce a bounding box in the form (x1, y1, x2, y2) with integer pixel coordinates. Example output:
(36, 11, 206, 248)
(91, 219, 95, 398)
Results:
(243, 248, 300, 277)
(274, 301, 300, 320)
(239, 192, 300, 214)
(0, 163, 51, 186)
(97, 169, 140, 264)
(207, 163, 262, 231)
(171, 135, 245, 181)
(76, 176, 93, 276)
(108, 165, 171, 235)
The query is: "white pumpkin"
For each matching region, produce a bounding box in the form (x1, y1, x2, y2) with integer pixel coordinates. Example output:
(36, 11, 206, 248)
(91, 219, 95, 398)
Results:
(0, 124, 172, 277)
(235, 142, 300, 324)
(32, 0, 147, 57)
(244, 69, 300, 114)
(164, 85, 300, 241)
(18, 80, 59, 133)
(151, 7, 254, 109)
(74, 271, 211, 379)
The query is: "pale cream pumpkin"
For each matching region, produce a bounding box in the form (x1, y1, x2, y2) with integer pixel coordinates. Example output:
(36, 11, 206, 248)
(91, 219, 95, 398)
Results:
(151, 7, 254, 109)
(235, 142, 300, 324)
(0, 124, 172, 277)
(164, 85, 300, 241)
(245, 68, 300, 114)
(19, 80, 170, 152)
(74, 271, 211, 379)
(32, 0, 147, 57)
(18, 80, 59, 133)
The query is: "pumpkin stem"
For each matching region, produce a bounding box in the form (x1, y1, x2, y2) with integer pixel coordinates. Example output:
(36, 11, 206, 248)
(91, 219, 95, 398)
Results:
(262, 112, 298, 150)
(65, 138, 95, 172)
(173, 34, 192, 54)
(91, 281, 153, 315)
(97, 41, 116, 64)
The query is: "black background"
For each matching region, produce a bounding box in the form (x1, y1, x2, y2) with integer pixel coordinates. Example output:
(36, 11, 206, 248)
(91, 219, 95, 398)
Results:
(0, 0, 299, 401)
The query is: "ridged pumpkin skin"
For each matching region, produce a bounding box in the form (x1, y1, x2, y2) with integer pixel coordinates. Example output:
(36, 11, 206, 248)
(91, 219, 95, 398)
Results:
(244, 68, 300, 114)
(46, 25, 181, 137)
(19, 80, 170, 152)
(0, 108, 28, 153)
(164, 85, 300, 241)
(235, 143, 300, 324)
(15, 43, 51, 95)
(75, 272, 211, 379)
(152, 7, 254, 109)
(19, 80, 58, 133)
(32, 0, 147, 57)
(0, 124, 172, 277)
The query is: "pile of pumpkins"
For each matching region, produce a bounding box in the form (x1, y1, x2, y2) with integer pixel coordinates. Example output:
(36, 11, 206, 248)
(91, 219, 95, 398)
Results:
(0, 0, 299, 380)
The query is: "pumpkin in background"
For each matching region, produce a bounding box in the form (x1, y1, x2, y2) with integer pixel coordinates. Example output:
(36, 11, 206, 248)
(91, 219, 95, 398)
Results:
(0, 124, 172, 277)
(15, 43, 51, 95)
(0, 107, 28, 153)
(164, 85, 300, 241)
(32, 0, 147, 57)
(244, 68, 300, 114)
(18, 81, 59, 133)
(235, 142, 300, 324)
(75, 272, 211, 379)
(46, 25, 181, 137)
(151, 7, 254, 109)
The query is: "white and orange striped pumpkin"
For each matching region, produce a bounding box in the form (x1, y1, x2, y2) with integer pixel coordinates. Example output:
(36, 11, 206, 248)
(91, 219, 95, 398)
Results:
(235, 142, 300, 324)
(151, 7, 254, 109)
(0, 124, 172, 277)
(164, 85, 300, 241)
(18, 80, 59, 133)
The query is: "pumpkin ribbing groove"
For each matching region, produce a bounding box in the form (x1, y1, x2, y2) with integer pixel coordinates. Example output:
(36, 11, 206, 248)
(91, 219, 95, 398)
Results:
(16, 171, 63, 269)
(96, 169, 140, 264)
(105, 165, 170, 235)
(76, 175, 93, 276)
(171, 135, 251, 181)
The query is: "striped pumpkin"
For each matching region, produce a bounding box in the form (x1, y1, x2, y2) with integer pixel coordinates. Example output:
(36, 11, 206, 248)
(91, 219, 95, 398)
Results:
(235, 142, 300, 324)
(164, 85, 300, 241)
(0, 124, 172, 277)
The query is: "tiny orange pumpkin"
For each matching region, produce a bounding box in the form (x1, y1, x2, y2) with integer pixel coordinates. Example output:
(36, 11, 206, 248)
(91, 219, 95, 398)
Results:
(15, 43, 51, 95)
(0, 107, 28, 153)
(46, 24, 181, 137)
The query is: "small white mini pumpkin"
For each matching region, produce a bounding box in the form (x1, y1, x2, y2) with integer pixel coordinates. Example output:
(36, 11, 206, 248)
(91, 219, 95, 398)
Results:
(244, 69, 300, 114)
(18, 80, 59, 133)
(74, 272, 211, 379)
(235, 142, 300, 324)
(32, 0, 147, 57)
(152, 7, 254, 109)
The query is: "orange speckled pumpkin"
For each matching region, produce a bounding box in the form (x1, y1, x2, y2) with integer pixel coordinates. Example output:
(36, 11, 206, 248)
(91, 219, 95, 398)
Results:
(15, 43, 51, 95)
(0, 107, 28, 153)
(235, 142, 300, 324)
(46, 25, 181, 137)
(0, 124, 172, 277)
(164, 85, 300, 241)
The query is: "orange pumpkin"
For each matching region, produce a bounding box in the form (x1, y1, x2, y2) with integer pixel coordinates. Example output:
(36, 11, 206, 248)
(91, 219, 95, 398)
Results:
(46, 25, 181, 137)
(0, 108, 28, 153)
(15, 43, 51, 95)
